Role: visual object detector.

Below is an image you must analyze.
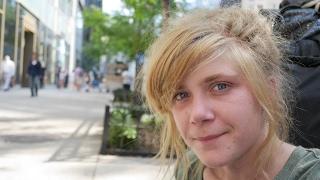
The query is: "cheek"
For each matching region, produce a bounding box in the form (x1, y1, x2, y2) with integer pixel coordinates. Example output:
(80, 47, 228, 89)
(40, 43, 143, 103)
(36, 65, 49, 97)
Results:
(171, 110, 190, 140)
(234, 105, 266, 141)
(225, 92, 265, 136)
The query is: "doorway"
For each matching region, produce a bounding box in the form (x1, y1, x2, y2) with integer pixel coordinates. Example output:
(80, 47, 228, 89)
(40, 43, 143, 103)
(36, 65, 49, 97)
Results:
(21, 30, 33, 87)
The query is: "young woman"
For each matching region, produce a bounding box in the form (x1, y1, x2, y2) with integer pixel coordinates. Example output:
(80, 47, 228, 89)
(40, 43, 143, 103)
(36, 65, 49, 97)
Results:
(141, 7, 320, 180)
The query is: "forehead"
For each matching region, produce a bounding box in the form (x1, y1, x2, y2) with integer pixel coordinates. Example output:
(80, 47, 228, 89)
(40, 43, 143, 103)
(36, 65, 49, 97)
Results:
(177, 56, 242, 87)
(195, 55, 239, 75)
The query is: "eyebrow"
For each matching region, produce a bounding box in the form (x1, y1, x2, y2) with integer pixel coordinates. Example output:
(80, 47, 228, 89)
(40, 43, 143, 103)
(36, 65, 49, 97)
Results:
(203, 74, 239, 84)
(176, 73, 240, 91)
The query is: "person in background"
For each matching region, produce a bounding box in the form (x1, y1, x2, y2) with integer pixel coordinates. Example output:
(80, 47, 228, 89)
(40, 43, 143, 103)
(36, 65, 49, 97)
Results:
(142, 7, 320, 180)
(64, 71, 69, 88)
(91, 66, 100, 90)
(1, 55, 15, 91)
(40, 65, 46, 88)
(122, 69, 133, 91)
(74, 66, 83, 91)
(58, 69, 66, 89)
(55, 65, 61, 88)
(27, 53, 42, 97)
(83, 71, 91, 92)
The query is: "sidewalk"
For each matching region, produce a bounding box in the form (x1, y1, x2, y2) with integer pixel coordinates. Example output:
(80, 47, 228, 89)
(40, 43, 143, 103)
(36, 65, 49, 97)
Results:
(0, 86, 173, 180)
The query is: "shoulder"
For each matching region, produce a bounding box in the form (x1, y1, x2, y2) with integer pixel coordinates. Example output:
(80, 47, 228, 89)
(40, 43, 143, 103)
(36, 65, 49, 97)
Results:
(276, 146, 320, 180)
(175, 151, 203, 180)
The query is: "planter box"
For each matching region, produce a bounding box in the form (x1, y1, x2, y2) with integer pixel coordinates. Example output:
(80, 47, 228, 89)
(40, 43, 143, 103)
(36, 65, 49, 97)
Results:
(100, 105, 160, 156)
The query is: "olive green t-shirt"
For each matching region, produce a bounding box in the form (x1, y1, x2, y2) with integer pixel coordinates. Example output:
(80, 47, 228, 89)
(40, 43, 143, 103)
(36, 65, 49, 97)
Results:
(176, 146, 320, 180)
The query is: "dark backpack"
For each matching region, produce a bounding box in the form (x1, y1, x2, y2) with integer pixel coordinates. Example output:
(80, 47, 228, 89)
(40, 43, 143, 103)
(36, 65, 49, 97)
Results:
(278, 0, 320, 148)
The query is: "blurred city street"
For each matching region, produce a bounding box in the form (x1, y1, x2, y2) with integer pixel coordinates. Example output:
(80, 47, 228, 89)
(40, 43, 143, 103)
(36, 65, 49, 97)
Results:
(0, 86, 172, 180)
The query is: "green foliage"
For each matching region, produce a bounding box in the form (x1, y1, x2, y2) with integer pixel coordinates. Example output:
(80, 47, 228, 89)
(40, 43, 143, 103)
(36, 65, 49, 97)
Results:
(82, 0, 187, 64)
(108, 0, 162, 59)
(83, 7, 110, 64)
(108, 100, 162, 151)
(108, 108, 137, 149)
(140, 113, 162, 128)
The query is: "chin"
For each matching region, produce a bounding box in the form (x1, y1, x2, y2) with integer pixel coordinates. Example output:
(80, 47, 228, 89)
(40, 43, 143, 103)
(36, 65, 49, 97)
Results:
(201, 157, 230, 168)
(195, 150, 231, 168)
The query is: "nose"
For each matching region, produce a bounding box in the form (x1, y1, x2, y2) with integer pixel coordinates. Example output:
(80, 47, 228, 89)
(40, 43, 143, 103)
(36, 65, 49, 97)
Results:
(190, 93, 215, 125)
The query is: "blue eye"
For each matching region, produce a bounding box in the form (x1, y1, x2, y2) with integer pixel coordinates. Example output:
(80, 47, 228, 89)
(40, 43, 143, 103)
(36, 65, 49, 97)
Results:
(173, 91, 189, 101)
(211, 83, 230, 92)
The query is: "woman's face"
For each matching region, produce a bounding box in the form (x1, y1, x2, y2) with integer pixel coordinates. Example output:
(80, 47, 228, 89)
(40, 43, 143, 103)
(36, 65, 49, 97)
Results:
(170, 57, 267, 168)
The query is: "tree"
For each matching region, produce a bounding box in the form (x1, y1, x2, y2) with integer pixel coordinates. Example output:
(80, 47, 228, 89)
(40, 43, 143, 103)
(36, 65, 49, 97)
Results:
(83, 0, 186, 65)
(162, 0, 170, 30)
(83, 7, 110, 66)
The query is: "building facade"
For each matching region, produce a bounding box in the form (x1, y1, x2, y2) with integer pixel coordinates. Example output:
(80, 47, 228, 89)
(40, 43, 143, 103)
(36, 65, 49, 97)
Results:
(0, 0, 84, 87)
(85, 0, 101, 8)
(241, 0, 282, 10)
(220, 0, 282, 9)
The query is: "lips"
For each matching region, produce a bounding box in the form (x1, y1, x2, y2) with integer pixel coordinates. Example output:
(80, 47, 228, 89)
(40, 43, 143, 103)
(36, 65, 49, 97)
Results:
(195, 132, 226, 142)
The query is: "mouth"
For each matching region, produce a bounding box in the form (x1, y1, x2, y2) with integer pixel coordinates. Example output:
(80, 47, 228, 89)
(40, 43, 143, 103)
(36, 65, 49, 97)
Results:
(194, 132, 227, 143)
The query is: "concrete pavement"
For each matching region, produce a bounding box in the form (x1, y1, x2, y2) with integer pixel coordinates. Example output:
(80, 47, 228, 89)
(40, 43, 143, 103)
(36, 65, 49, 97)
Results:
(0, 86, 173, 180)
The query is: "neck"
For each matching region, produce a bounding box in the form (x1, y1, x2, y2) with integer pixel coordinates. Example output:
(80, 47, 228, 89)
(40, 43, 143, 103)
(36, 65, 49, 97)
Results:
(204, 139, 295, 180)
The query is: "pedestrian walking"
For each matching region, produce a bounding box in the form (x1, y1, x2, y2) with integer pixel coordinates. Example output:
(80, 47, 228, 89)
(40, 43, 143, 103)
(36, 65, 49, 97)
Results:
(83, 71, 90, 92)
(40, 65, 46, 88)
(73, 66, 83, 91)
(121, 69, 133, 91)
(27, 53, 42, 97)
(1, 55, 15, 91)
(91, 66, 100, 90)
(55, 65, 61, 88)
(58, 69, 67, 89)
(64, 71, 69, 88)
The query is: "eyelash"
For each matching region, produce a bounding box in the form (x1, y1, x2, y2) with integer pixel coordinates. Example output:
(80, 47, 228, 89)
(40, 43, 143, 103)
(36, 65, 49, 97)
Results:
(210, 82, 230, 93)
(173, 91, 189, 101)
(172, 82, 231, 102)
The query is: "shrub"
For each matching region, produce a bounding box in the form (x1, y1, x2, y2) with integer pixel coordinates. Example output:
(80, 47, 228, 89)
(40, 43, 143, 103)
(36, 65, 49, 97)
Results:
(108, 107, 137, 149)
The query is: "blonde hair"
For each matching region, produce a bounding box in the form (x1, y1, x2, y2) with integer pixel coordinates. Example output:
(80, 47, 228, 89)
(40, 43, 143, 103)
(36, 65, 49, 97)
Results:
(142, 7, 292, 179)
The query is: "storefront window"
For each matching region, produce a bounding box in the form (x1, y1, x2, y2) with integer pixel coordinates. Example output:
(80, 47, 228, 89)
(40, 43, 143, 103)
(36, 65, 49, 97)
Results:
(45, 30, 53, 83)
(14, 4, 22, 83)
(59, 0, 71, 16)
(3, 0, 16, 58)
(0, 0, 3, 10)
(37, 23, 45, 62)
